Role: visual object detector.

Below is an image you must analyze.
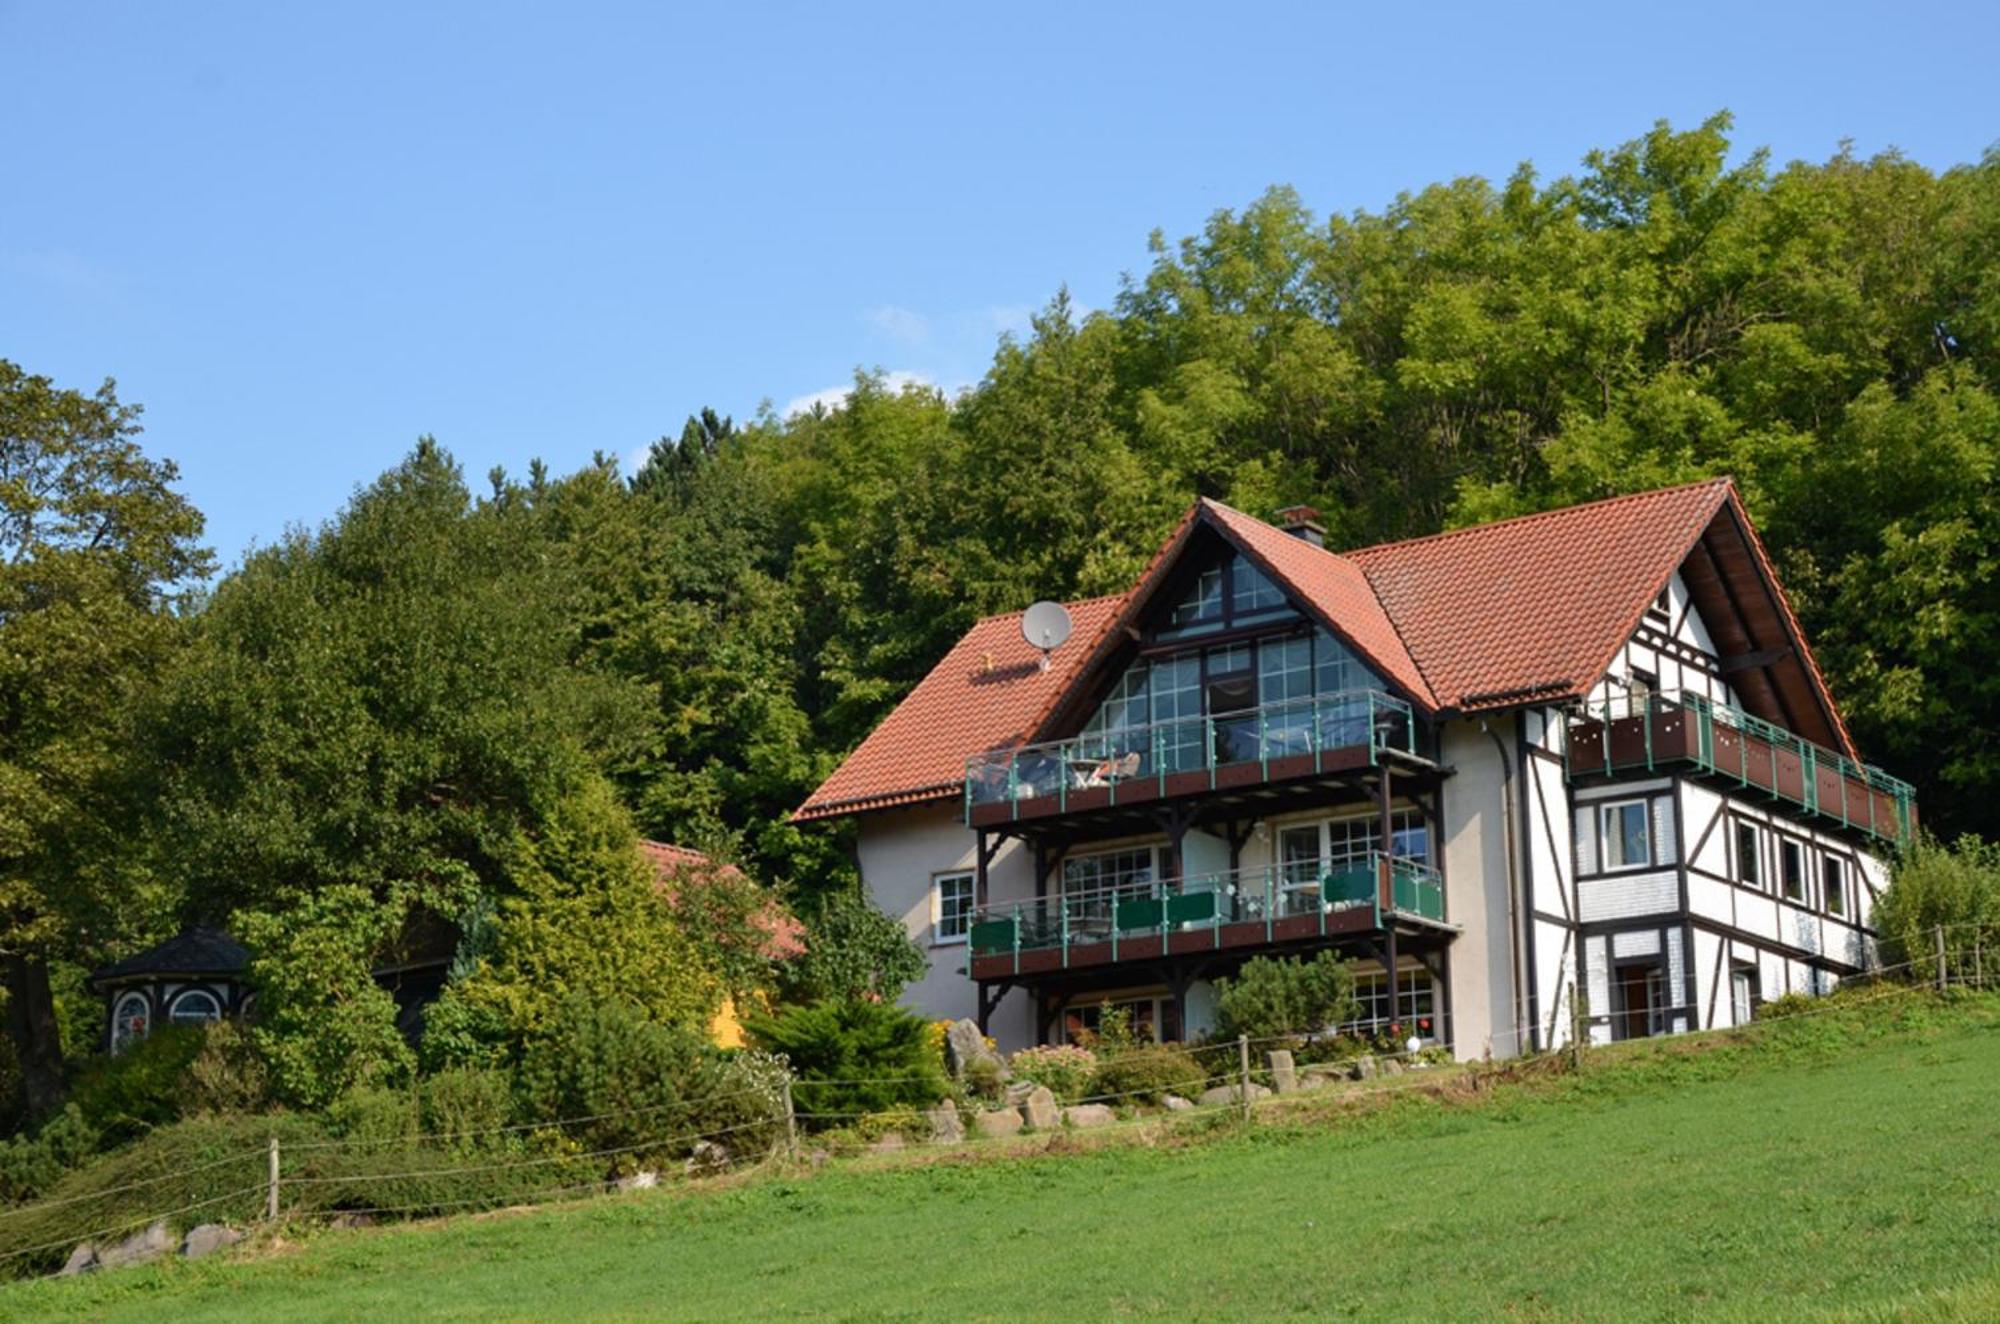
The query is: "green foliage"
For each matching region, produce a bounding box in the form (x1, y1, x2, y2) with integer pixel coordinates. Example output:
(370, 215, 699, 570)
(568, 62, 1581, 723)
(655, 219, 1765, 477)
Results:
(1090, 1044, 1208, 1105)
(777, 892, 926, 1005)
(1214, 953, 1358, 1042)
(745, 999, 945, 1127)
(180, 1020, 271, 1118)
(1004, 1044, 1099, 1105)
(237, 887, 414, 1110)
(65, 1026, 207, 1145)
(418, 1066, 518, 1151)
(0, 1104, 101, 1206)
(1872, 835, 2000, 979)
(519, 994, 780, 1168)
(0, 361, 209, 1114)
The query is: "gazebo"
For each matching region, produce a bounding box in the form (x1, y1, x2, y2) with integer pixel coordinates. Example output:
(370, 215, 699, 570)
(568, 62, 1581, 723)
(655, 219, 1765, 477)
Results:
(87, 926, 253, 1055)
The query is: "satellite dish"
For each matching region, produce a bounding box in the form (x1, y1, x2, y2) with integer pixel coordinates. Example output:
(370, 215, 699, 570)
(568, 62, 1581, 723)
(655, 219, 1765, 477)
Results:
(1021, 600, 1073, 670)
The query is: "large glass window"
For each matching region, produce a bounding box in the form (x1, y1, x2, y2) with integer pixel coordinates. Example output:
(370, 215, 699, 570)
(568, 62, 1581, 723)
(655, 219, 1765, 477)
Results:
(1309, 810, 1431, 869)
(1150, 654, 1203, 772)
(1345, 970, 1437, 1039)
(1734, 821, 1763, 888)
(1823, 856, 1846, 917)
(1062, 849, 1157, 926)
(1780, 839, 1806, 903)
(1169, 568, 1222, 627)
(1231, 558, 1287, 615)
(1314, 629, 1373, 696)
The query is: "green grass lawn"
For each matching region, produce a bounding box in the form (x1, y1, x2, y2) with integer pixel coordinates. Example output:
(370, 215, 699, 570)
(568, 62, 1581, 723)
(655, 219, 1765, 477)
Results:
(11, 992, 2000, 1323)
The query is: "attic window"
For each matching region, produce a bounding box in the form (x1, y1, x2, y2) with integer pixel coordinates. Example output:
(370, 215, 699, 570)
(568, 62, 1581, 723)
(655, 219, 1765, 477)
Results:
(1169, 568, 1223, 627)
(1647, 585, 1671, 623)
(1231, 559, 1286, 614)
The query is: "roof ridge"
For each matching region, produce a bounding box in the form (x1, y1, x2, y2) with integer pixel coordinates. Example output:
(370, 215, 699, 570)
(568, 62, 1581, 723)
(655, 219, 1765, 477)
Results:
(1344, 476, 1735, 560)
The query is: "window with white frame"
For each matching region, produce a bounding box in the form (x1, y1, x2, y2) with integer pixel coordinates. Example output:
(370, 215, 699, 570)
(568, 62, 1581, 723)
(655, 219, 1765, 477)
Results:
(1779, 838, 1806, 903)
(111, 992, 150, 1055)
(1344, 969, 1436, 1039)
(1823, 855, 1847, 917)
(1598, 799, 1651, 871)
(1062, 848, 1157, 925)
(1730, 965, 1759, 1024)
(1734, 820, 1763, 889)
(169, 988, 222, 1026)
(932, 871, 974, 943)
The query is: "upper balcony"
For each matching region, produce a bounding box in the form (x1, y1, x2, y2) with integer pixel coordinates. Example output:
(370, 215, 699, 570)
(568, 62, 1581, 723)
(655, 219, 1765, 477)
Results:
(963, 690, 1418, 829)
(965, 853, 1450, 983)
(1565, 690, 1915, 846)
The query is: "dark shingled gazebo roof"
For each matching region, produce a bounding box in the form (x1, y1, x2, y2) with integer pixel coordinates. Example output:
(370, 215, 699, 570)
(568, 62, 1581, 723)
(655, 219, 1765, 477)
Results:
(88, 925, 251, 989)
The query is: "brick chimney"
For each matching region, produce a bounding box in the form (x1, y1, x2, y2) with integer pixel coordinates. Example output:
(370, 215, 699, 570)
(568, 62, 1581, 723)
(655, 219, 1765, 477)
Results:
(1274, 505, 1325, 547)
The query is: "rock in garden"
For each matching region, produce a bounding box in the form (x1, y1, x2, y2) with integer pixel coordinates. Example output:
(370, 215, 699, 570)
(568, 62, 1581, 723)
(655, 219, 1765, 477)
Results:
(1197, 1083, 1271, 1108)
(1353, 1056, 1376, 1080)
(180, 1224, 243, 1261)
(974, 1107, 1024, 1138)
(1381, 1057, 1406, 1076)
(1022, 1085, 1061, 1130)
(1162, 1095, 1194, 1111)
(1063, 1103, 1114, 1128)
(96, 1220, 173, 1271)
(684, 1141, 730, 1175)
(867, 1132, 906, 1154)
(944, 1019, 1004, 1079)
(57, 1243, 97, 1277)
(926, 1100, 965, 1144)
(616, 1169, 661, 1191)
(1003, 1080, 1037, 1107)
(1265, 1049, 1298, 1094)
(330, 1212, 377, 1230)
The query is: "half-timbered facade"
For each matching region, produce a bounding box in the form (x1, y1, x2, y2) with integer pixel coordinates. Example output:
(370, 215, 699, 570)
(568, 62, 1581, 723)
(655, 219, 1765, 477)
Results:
(794, 480, 1914, 1058)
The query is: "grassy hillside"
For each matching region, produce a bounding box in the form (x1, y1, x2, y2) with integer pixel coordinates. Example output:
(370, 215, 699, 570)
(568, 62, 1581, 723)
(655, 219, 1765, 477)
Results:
(9, 991, 2000, 1322)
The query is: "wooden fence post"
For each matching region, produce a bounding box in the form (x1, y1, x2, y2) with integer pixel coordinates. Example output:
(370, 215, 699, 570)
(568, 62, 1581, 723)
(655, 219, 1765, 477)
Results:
(781, 1077, 800, 1163)
(266, 1135, 280, 1223)
(1569, 981, 1586, 1073)
(1935, 924, 1948, 993)
(1237, 1034, 1251, 1123)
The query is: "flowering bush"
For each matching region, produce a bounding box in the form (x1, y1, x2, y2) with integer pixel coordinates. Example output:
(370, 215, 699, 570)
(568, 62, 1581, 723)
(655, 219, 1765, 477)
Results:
(1007, 1044, 1098, 1103)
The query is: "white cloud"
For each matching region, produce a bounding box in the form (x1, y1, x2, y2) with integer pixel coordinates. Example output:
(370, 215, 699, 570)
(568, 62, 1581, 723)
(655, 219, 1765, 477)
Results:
(867, 305, 931, 344)
(781, 369, 941, 419)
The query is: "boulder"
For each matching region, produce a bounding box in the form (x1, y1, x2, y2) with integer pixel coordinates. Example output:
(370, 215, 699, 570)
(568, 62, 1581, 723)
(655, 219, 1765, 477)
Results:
(1381, 1057, 1406, 1076)
(1197, 1083, 1271, 1108)
(1063, 1103, 1114, 1128)
(684, 1140, 732, 1175)
(867, 1132, 906, 1155)
(973, 1107, 1024, 1139)
(1021, 1085, 1061, 1131)
(926, 1100, 965, 1144)
(1265, 1049, 1298, 1095)
(330, 1212, 377, 1230)
(1003, 1080, 1038, 1107)
(615, 1169, 661, 1192)
(1353, 1056, 1377, 1081)
(57, 1243, 97, 1277)
(943, 1019, 1005, 1081)
(1161, 1095, 1194, 1112)
(180, 1224, 243, 1261)
(96, 1220, 173, 1272)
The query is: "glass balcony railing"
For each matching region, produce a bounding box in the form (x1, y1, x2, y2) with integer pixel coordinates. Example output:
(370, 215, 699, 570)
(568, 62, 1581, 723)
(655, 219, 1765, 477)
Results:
(966, 854, 1446, 973)
(963, 689, 1414, 823)
(1565, 689, 1916, 845)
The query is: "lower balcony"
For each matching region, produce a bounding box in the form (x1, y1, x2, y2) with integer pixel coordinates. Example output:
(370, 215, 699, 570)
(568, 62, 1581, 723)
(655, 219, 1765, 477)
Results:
(966, 854, 1450, 982)
(1565, 691, 1915, 845)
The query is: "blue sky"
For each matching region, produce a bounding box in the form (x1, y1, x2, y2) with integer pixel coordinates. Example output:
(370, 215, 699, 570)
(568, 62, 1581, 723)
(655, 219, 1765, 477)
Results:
(5, 2, 1996, 571)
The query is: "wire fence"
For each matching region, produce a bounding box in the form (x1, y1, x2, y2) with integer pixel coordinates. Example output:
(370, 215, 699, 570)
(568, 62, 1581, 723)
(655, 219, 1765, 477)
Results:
(5, 926, 1994, 1288)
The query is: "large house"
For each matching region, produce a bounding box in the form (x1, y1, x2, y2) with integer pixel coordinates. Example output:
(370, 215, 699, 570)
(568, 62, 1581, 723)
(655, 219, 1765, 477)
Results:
(793, 479, 1916, 1058)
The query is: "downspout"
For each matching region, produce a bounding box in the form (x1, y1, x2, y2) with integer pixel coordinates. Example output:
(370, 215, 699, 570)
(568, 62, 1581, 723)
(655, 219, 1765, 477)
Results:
(1482, 720, 1526, 1056)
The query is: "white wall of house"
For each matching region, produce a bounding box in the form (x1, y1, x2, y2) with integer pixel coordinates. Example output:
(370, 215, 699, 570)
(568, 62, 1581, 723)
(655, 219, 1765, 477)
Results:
(854, 800, 1036, 1048)
(1438, 718, 1522, 1061)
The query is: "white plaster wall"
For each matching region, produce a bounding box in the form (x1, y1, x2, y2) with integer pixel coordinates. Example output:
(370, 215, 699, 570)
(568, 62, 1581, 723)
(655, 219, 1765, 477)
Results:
(854, 801, 1036, 1048)
(1439, 719, 1521, 1060)
(1522, 706, 1580, 1054)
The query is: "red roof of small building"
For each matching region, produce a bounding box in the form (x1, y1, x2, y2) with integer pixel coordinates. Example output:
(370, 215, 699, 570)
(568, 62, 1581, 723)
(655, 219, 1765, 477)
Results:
(795, 477, 1855, 822)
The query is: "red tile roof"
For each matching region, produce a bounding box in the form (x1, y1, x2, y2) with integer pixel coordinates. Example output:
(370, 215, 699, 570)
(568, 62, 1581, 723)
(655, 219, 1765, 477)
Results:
(795, 477, 1847, 821)
(791, 596, 1129, 821)
(1347, 479, 1733, 711)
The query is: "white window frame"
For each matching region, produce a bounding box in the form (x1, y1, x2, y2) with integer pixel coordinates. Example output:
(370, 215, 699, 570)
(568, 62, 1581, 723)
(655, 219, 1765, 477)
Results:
(1730, 968, 1756, 1025)
(168, 987, 223, 1026)
(1598, 799, 1652, 873)
(111, 991, 150, 1055)
(1734, 819, 1764, 890)
(1778, 836, 1807, 904)
(1823, 855, 1847, 918)
(931, 871, 974, 945)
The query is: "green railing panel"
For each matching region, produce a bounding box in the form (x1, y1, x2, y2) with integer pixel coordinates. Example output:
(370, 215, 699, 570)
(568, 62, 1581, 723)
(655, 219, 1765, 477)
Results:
(1115, 896, 1166, 932)
(1166, 890, 1218, 926)
(1323, 866, 1375, 907)
(969, 917, 1017, 957)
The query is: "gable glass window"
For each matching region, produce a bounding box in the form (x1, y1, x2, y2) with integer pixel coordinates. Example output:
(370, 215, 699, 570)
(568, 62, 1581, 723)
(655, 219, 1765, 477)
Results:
(932, 872, 974, 944)
(1734, 822, 1763, 888)
(1599, 800, 1651, 871)
(111, 992, 149, 1055)
(1168, 567, 1223, 628)
(1823, 856, 1847, 917)
(1779, 839, 1805, 903)
(169, 988, 222, 1025)
(1230, 558, 1287, 615)
(1150, 654, 1203, 772)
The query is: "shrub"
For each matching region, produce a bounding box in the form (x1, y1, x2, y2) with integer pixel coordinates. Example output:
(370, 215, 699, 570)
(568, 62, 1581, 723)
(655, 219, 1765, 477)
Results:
(1091, 1045, 1207, 1105)
(520, 994, 772, 1171)
(1214, 952, 1358, 1042)
(1006, 1045, 1098, 1104)
(777, 893, 927, 1004)
(1872, 835, 2000, 980)
(0, 1105, 101, 1207)
(745, 999, 945, 1128)
(66, 1026, 207, 1144)
(328, 1083, 420, 1147)
(183, 1021, 273, 1116)
(1755, 992, 1818, 1021)
(419, 1066, 519, 1151)
(963, 1053, 1007, 1102)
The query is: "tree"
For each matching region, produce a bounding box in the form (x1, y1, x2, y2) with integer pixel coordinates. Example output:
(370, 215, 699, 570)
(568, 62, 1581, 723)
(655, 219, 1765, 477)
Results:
(776, 891, 926, 1005)
(0, 362, 209, 1117)
(1214, 952, 1358, 1042)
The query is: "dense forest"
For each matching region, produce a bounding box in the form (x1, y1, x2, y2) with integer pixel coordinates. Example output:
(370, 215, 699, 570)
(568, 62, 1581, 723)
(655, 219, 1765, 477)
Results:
(4, 112, 1997, 1125)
